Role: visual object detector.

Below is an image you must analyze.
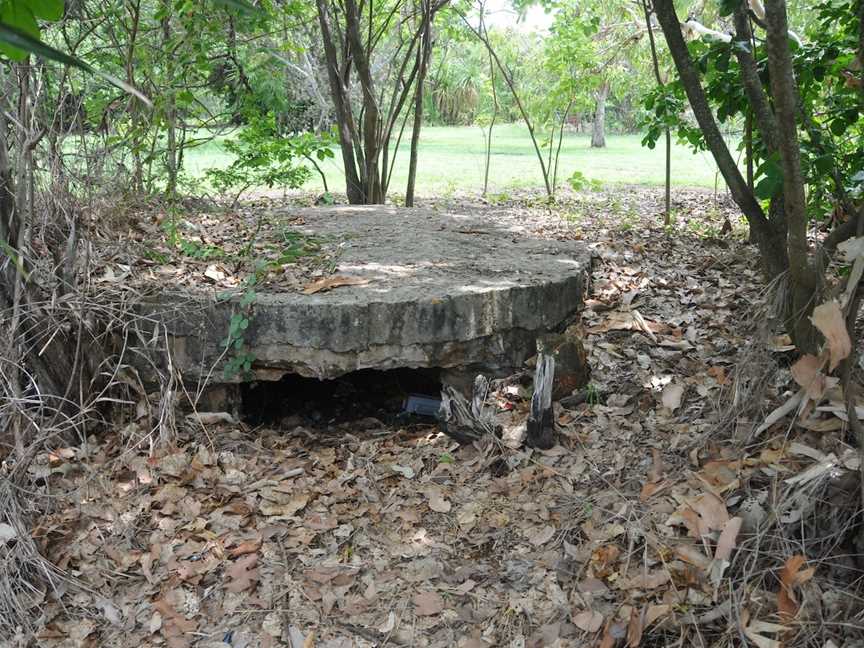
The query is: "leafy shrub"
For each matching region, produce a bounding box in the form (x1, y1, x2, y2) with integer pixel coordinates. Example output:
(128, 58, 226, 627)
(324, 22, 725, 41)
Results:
(205, 113, 333, 205)
(567, 171, 602, 192)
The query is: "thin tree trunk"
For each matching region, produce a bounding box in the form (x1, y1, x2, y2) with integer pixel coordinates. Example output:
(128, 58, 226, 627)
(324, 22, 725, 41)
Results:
(590, 81, 609, 148)
(345, 0, 383, 203)
(552, 100, 573, 195)
(483, 63, 498, 196)
(653, 0, 787, 280)
(161, 7, 177, 198)
(764, 0, 820, 352)
(461, 11, 551, 197)
(664, 128, 671, 222)
(858, 0, 863, 100)
(481, 7, 498, 197)
(0, 71, 16, 247)
(641, 0, 671, 223)
(745, 111, 754, 191)
(732, 5, 779, 152)
(316, 0, 365, 204)
(406, 0, 432, 207)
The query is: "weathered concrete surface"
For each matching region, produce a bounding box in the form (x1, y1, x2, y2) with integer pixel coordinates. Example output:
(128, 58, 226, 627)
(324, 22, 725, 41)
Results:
(147, 206, 591, 382)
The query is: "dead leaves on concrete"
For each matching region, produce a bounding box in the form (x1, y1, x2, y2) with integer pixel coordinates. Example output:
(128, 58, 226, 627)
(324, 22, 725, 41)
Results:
(301, 274, 371, 294)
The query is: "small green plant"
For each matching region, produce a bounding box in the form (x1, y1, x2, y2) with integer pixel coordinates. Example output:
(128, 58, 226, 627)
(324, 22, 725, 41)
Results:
(662, 209, 678, 234)
(269, 227, 322, 266)
(567, 171, 602, 192)
(219, 269, 262, 380)
(620, 211, 637, 231)
(160, 216, 225, 261)
(217, 229, 324, 380)
(487, 190, 512, 204)
(586, 383, 600, 406)
(205, 113, 333, 206)
(178, 237, 224, 260)
(438, 452, 455, 464)
(142, 246, 170, 264)
(686, 219, 720, 239)
(442, 179, 458, 200)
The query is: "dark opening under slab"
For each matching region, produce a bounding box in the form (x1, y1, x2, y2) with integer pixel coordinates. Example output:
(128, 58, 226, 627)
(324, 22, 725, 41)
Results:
(239, 367, 442, 427)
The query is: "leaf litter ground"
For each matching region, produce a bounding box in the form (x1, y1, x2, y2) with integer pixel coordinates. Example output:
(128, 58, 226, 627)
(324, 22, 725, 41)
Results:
(21, 187, 864, 648)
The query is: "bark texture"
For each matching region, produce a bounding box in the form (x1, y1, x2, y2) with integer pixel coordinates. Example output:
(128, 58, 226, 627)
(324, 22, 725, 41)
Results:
(653, 0, 788, 281)
(590, 81, 609, 148)
(764, 0, 820, 352)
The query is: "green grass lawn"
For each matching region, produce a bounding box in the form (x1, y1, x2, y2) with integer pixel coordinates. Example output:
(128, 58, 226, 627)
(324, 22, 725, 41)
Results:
(182, 123, 734, 197)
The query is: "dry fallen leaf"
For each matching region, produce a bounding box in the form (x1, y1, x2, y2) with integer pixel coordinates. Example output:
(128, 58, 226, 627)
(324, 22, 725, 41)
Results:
(644, 604, 671, 627)
(228, 537, 262, 558)
(714, 517, 742, 562)
(426, 490, 452, 513)
(627, 606, 643, 648)
(572, 610, 604, 633)
(587, 310, 666, 340)
(674, 544, 711, 570)
(526, 524, 556, 546)
(648, 448, 664, 482)
(599, 620, 627, 648)
(639, 479, 670, 501)
(743, 614, 788, 648)
(226, 553, 259, 593)
(618, 570, 669, 590)
(791, 354, 828, 400)
(413, 590, 444, 616)
(710, 517, 743, 586)
(302, 275, 370, 295)
(204, 264, 227, 282)
(810, 301, 851, 371)
(688, 492, 729, 535)
(661, 383, 684, 413)
(777, 555, 815, 620)
(152, 597, 196, 648)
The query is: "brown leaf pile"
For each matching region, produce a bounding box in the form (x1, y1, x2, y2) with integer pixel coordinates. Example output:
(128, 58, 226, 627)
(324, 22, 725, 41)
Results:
(24, 187, 863, 648)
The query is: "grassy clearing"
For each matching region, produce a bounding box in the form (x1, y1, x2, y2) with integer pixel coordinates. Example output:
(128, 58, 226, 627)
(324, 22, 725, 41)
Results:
(182, 123, 735, 197)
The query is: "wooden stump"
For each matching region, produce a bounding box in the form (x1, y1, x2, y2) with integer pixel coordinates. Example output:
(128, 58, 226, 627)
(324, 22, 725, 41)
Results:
(527, 352, 556, 449)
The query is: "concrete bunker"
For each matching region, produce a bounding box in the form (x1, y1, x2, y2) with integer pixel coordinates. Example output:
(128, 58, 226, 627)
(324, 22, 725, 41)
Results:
(145, 206, 591, 419)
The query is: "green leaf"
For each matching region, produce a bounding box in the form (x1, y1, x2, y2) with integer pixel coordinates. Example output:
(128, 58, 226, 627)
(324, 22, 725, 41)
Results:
(29, 0, 63, 21)
(0, 2, 39, 38)
(755, 175, 782, 200)
(0, 2, 38, 59)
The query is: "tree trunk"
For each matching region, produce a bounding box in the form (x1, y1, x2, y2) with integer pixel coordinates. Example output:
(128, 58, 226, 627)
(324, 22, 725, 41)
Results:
(315, 0, 365, 204)
(764, 0, 820, 353)
(406, 0, 432, 207)
(0, 72, 16, 247)
(641, 0, 671, 222)
(463, 12, 552, 197)
(482, 10, 498, 197)
(652, 0, 788, 281)
(590, 81, 609, 148)
(344, 0, 384, 204)
(161, 8, 178, 198)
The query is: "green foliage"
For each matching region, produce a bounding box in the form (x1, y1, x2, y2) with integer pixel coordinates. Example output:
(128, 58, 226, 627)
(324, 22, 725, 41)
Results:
(567, 170, 602, 192)
(0, 0, 62, 59)
(211, 225, 321, 380)
(205, 114, 333, 203)
(219, 272, 259, 380)
(640, 0, 862, 221)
